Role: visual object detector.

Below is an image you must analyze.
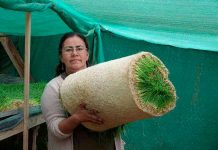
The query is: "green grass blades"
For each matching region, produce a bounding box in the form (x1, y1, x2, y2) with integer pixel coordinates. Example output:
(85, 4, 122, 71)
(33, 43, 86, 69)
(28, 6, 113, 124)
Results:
(135, 55, 175, 111)
(0, 82, 46, 112)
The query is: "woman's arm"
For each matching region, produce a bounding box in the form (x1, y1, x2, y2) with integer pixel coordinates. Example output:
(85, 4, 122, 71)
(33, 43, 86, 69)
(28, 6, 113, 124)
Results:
(41, 79, 103, 138)
(41, 82, 71, 139)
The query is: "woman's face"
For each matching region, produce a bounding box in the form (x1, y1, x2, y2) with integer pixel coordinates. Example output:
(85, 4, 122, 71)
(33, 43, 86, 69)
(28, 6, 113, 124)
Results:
(61, 36, 89, 74)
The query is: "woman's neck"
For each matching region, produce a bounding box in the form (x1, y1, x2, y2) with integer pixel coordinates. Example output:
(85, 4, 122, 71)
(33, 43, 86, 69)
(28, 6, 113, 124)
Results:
(65, 66, 87, 76)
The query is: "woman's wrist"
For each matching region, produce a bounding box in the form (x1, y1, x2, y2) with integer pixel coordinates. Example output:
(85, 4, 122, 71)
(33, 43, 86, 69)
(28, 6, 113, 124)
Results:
(58, 114, 81, 134)
(70, 114, 81, 125)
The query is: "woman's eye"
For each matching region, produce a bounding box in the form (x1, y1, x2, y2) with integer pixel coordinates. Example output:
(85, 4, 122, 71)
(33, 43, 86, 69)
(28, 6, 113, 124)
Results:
(65, 48, 72, 52)
(77, 47, 83, 51)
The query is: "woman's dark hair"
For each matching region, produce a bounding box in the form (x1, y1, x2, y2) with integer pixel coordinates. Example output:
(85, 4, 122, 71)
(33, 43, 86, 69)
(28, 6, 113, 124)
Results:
(56, 32, 89, 76)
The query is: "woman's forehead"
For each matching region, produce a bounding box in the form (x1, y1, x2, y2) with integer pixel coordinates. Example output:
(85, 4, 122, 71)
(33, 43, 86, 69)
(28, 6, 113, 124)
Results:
(63, 36, 85, 46)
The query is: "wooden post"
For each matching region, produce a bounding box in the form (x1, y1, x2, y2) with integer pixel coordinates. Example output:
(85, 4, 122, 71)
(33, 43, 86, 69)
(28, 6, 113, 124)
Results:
(0, 35, 34, 80)
(23, 12, 31, 150)
(0, 36, 24, 78)
(32, 126, 40, 150)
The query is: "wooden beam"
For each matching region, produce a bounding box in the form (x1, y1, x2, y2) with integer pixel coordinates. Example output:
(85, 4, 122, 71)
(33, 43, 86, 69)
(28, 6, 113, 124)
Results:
(0, 36, 24, 78)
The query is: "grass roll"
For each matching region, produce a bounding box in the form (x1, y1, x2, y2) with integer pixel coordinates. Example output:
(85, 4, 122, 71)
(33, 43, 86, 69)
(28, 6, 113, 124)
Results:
(60, 52, 176, 131)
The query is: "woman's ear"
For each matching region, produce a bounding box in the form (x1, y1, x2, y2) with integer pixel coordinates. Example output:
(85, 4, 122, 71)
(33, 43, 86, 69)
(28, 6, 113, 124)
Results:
(59, 54, 63, 63)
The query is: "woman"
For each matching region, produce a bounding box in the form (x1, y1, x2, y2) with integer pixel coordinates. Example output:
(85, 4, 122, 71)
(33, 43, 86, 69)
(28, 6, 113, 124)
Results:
(41, 32, 125, 150)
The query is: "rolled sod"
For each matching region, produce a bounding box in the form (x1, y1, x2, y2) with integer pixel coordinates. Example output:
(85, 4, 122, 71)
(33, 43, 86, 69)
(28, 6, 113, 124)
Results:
(60, 52, 176, 131)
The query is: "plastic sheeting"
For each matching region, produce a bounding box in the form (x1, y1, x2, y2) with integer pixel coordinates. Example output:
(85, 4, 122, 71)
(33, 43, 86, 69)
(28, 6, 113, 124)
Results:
(0, 106, 41, 132)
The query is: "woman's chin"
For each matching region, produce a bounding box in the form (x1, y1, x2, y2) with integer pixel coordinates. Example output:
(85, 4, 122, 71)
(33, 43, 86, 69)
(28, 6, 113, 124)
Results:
(69, 65, 86, 73)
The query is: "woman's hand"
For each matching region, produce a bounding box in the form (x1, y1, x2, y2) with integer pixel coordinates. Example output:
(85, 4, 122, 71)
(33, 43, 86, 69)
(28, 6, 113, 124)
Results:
(72, 103, 104, 125)
(59, 103, 103, 134)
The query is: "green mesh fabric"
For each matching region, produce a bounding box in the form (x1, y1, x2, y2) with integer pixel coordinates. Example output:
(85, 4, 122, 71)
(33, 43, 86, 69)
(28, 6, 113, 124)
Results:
(1, 0, 218, 65)
(0, 0, 218, 65)
(0, 1, 218, 149)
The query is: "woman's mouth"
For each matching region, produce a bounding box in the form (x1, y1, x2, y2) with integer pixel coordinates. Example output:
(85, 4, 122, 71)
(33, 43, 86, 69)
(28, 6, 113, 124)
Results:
(70, 59, 81, 63)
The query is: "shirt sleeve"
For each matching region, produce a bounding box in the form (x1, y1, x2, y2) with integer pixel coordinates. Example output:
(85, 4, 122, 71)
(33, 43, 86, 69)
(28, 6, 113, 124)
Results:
(41, 81, 72, 139)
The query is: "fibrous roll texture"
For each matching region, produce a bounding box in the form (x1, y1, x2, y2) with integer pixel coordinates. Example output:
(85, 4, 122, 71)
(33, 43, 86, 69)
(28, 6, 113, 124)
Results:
(60, 52, 176, 131)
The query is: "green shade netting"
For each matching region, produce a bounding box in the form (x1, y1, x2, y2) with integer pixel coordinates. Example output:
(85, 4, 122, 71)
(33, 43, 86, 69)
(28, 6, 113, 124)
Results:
(0, 0, 218, 65)
(0, 1, 218, 149)
(0, 0, 105, 63)
(64, 0, 218, 52)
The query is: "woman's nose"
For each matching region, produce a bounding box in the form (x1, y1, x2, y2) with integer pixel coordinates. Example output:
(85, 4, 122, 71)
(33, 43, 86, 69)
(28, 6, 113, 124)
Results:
(71, 49, 78, 55)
